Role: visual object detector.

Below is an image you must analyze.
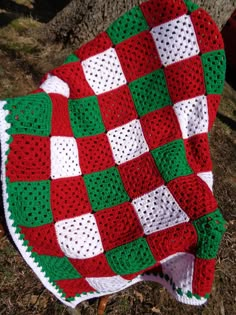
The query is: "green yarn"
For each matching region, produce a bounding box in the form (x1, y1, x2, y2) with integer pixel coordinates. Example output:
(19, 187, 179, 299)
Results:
(129, 69, 171, 117)
(106, 237, 155, 275)
(8, 181, 53, 227)
(5, 93, 52, 137)
(151, 139, 193, 183)
(63, 54, 80, 64)
(33, 254, 81, 281)
(201, 50, 226, 94)
(193, 209, 227, 259)
(183, 0, 199, 12)
(84, 167, 129, 211)
(106, 6, 149, 45)
(69, 96, 105, 137)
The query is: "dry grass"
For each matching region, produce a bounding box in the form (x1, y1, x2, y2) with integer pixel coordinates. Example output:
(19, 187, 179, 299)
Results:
(0, 2, 235, 314)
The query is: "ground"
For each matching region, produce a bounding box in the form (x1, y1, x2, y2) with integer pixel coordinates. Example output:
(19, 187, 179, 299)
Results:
(0, 1, 235, 314)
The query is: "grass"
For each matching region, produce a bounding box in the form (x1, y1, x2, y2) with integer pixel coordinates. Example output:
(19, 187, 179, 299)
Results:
(0, 2, 235, 314)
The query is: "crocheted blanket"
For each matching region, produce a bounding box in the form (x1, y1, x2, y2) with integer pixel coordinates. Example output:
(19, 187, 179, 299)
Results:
(0, 0, 227, 308)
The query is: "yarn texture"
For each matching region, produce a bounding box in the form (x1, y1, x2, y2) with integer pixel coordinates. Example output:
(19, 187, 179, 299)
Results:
(0, 0, 227, 308)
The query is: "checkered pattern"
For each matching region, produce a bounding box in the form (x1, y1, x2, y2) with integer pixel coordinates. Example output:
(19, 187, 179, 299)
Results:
(0, 0, 227, 308)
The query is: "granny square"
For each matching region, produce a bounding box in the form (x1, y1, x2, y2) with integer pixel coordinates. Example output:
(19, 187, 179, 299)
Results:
(129, 69, 172, 117)
(69, 96, 105, 137)
(151, 139, 193, 183)
(20, 224, 65, 257)
(0, 0, 227, 308)
(106, 237, 156, 275)
(164, 56, 205, 103)
(75, 32, 113, 61)
(95, 202, 143, 251)
(173, 95, 209, 139)
(40, 74, 70, 98)
(140, 106, 182, 149)
(118, 152, 164, 198)
(98, 85, 138, 130)
(107, 119, 149, 165)
(50, 136, 81, 179)
(50, 94, 73, 136)
(151, 15, 200, 66)
(116, 31, 162, 82)
(51, 62, 94, 99)
(55, 213, 104, 259)
(6, 135, 50, 182)
(140, 0, 188, 27)
(84, 167, 129, 211)
(4, 93, 52, 136)
(86, 275, 129, 293)
(69, 253, 116, 277)
(81, 48, 127, 95)
(51, 176, 92, 221)
(106, 6, 149, 44)
(77, 134, 115, 174)
(8, 180, 52, 227)
(132, 185, 189, 235)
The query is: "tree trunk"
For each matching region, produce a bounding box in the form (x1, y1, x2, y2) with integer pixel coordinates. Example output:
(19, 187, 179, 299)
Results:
(40, 0, 236, 47)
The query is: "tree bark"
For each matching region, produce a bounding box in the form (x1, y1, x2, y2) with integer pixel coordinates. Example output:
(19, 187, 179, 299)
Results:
(40, 0, 236, 47)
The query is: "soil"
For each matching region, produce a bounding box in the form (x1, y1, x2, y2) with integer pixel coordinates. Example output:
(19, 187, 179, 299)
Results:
(0, 1, 235, 315)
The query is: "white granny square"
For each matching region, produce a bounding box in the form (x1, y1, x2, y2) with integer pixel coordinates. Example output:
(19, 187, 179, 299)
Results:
(50, 136, 81, 179)
(107, 119, 149, 165)
(40, 74, 70, 98)
(161, 252, 195, 293)
(132, 185, 189, 235)
(86, 275, 129, 292)
(55, 213, 104, 259)
(81, 47, 127, 95)
(151, 15, 200, 66)
(173, 95, 209, 139)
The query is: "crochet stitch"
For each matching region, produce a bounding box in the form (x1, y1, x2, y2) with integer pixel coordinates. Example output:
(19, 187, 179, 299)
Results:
(0, 0, 227, 308)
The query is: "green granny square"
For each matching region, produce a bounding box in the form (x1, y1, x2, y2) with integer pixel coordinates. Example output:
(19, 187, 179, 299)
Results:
(84, 167, 129, 211)
(69, 96, 105, 137)
(106, 6, 149, 45)
(5, 93, 52, 137)
(151, 139, 193, 183)
(201, 50, 226, 94)
(32, 254, 82, 281)
(129, 69, 171, 117)
(8, 180, 53, 227)
(106, 238, 156, 275)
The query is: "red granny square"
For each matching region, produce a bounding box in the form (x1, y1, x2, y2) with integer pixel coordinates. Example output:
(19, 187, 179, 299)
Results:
(118, 152, 164, 198)
(69, 254, 116, 277)
(147, 223, 197, 261)
(184, 133, 212, 173)
(76, 32, 113, 61)
(56, 278, 95, 297)
(95, 202, 143, 251)
(191, 9, 224, 53)
(51, 176, 92, 221)
(50, 94, 73, 136)
(140, 0, 187, 27)
(192, 258, 216, 296)
(116, 31, 162, 82)
(77, 134, 115, 174)
(140, 106, 182, 150)
(51, 62, 94, 99)
(6, 135, 50, 182)
(20, 224, 64, 257)
(207, 95, 221, 130)
(167, 174, 218, 220)
(98, 85, 138, 130)
(164, 56, 205, 103)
